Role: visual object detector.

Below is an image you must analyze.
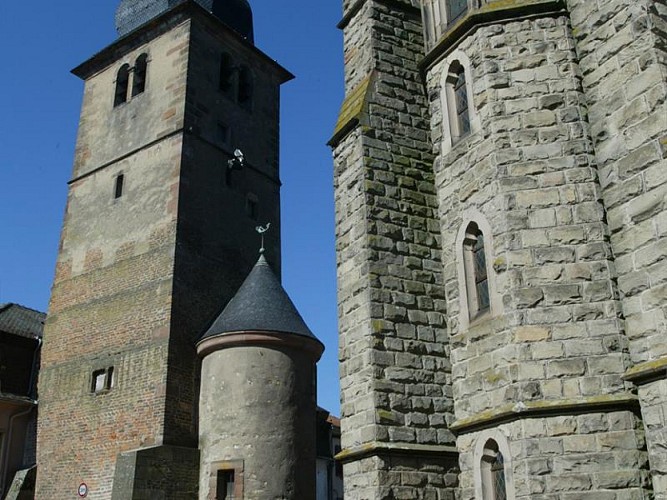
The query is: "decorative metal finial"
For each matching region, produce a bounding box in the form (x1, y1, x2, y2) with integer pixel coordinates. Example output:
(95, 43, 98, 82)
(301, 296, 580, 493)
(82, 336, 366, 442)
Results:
(255, 223, 271, 254)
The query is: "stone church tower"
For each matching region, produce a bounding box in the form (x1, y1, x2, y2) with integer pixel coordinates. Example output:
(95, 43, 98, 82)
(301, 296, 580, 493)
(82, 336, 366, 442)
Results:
(331, 0, 667, 498)
(35, 0, 294, 497)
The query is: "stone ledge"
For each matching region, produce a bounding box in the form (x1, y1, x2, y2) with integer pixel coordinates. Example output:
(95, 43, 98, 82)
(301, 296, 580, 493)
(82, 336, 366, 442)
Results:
(420, 0, 567, 73)
(335, 441, 458, 464)
(623, 358, 667, 385)
(328, 72, 376, 148)
(338, 0, 420, 30)
(451, 394, 639, 434)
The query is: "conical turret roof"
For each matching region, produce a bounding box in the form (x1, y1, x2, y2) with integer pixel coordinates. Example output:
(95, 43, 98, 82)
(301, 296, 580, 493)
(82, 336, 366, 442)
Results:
(199, 254, 321, 344)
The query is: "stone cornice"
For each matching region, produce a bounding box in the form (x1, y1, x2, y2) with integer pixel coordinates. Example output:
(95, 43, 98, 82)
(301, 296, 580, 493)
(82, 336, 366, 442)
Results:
(450, 394, 639, 434)
(337, 0, 420, 30)
(335, 441, 458, 464)
(196, 330, 324, 361)
(623, 358, 667, 385)
(419, 0, 568, 73)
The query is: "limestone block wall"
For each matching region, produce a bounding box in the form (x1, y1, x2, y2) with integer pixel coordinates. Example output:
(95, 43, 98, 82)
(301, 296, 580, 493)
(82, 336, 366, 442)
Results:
(457, 412, 648, 499)
(427, 12, 632, 423)
(566, 0, 667, 494)
(333, 0, 458, 497)
(566, 0, 667, 367)
(424, 7, 649, 498)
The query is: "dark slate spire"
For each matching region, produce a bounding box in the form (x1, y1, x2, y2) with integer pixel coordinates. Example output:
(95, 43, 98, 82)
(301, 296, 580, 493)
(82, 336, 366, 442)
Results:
(199, 254, 321, 343)
(115, 0, 254, 43)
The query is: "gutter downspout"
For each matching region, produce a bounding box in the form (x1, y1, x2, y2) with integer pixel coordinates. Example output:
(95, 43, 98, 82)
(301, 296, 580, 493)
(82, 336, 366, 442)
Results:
(29, 338, 42, 400)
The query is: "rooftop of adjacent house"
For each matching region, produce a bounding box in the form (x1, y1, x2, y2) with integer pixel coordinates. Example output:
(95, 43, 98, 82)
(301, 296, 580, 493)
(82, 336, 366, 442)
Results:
(199, 254, 322, 345)
(0, 303, 45, 340)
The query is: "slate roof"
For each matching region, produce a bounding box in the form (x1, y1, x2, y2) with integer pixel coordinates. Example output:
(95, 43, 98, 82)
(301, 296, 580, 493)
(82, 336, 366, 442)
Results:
(199, 254, 322, 345)
(115, 0, 254, 42)
(0, 303, 45, 340)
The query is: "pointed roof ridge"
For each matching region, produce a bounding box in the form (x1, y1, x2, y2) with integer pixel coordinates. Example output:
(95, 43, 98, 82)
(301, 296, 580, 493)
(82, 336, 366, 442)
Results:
(198, 254, 321, 345)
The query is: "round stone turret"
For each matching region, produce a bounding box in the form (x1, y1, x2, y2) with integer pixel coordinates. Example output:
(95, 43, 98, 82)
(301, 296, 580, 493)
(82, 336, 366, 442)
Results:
(115, 0, 254, 42)
(196, 254, 323, 499)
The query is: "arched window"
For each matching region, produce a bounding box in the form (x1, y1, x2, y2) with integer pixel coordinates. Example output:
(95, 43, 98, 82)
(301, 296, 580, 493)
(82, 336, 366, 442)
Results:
(132, 54, 148, 97)
(447, 0, 468, 24)
(114, 64, 130, 107)
(219, 52, 233, 93)
(481, 440, 507, 500)
(114, 173, 125, 199)
(463, 222, 489, 320)
(445, 61, 471, 143)
(238, 66, 253, 109)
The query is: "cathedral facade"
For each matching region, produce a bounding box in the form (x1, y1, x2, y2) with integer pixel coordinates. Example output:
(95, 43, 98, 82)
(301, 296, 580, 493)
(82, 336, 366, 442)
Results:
(330, 0, 667, 498)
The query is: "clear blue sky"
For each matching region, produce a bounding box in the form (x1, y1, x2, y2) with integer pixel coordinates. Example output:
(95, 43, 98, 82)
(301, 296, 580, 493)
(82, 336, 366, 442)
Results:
(0, 1, 344, 415)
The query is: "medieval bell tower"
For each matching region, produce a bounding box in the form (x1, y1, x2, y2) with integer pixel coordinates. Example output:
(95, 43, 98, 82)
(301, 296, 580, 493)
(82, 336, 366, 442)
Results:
(35, 1, 292, 497)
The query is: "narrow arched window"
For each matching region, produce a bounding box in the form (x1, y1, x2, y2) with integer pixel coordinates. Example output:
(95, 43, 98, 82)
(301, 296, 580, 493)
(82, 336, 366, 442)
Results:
(114, 174, 125, 199)
(463, 222, 489, 320)
(445, 61, 471, 144)
(114, 64, 130, 107)
(447, 0, 468, 24)
(219, 52, 233, 93)
(132, 54, 148, 97)
(238, 66, 253, 109)
(481, 440, 507, 500)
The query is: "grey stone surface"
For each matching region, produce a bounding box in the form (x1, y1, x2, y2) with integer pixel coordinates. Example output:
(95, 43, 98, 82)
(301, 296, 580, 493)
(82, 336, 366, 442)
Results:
(333, 0, 667, 497)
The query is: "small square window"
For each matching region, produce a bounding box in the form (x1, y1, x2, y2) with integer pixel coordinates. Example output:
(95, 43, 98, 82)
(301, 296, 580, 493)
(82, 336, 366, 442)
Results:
(217, 470, 235, 499)
(91, 367, 114, 394)
(210, 462, 243, 500)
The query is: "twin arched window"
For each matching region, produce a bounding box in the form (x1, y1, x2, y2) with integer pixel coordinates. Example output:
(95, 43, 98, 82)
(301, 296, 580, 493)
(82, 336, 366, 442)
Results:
(114, 64, 131, 107)
(132, 54, 148, 97)
(445, 61, 471, 144)
(219, 53, 233, 92)
(481, 440, 508, 500)
(219, 52, 254, 110)
(238, 66, 253, 109)
(463, 222, 489, 320)
(114, 54, 149, 107)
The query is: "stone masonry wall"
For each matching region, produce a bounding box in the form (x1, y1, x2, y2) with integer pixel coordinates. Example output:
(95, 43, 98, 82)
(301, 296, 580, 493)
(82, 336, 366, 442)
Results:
(566, 0, 667, 494)
(427, 12, 634, 428)
(334, 0, 457, 498)
(457, 412, 649, 499)
(38, 14, 192, 498)
(424, 7, 649, 497)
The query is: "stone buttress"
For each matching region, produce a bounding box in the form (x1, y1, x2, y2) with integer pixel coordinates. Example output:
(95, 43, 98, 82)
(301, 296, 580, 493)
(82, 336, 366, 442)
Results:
(330, 0, 459, 498)
(566, 0, 667, 496)
(422, 0, 650, 497)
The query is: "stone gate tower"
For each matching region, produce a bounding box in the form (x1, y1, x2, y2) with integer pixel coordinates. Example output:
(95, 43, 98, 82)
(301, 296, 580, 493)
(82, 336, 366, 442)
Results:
(35, 1, 292, 497)
(331, 0, 667, 498)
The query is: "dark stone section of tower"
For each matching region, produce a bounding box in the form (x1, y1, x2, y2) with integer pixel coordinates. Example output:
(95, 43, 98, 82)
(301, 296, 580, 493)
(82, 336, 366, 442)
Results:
(115, 0, 254, 42)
